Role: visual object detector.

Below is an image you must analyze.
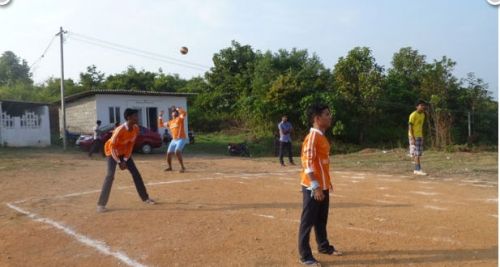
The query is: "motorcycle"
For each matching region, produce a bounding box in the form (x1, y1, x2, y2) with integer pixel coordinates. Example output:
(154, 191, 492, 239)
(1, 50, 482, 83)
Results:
(227, 143, 250, 157)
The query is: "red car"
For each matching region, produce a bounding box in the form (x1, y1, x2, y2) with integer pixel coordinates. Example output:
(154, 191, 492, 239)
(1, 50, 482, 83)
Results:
(76, 124, 162, 154)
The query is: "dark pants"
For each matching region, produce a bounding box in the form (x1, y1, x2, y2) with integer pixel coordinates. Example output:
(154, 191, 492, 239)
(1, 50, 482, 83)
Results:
(279, 141, 294, 164)
(97, 156, 149, 206)
(89, 139, 103, 156)
(298, 186, 331, 260)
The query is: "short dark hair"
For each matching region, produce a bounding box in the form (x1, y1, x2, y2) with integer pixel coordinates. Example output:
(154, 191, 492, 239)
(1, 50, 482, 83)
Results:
(124, 108, 138, 120)
(307, 103, 329, 125)
(416, 100, 427, 106)
(96, 120, 101, 124)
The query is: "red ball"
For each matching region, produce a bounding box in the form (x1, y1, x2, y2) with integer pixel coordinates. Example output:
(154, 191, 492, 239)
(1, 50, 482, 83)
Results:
(180, 46, 188, 55)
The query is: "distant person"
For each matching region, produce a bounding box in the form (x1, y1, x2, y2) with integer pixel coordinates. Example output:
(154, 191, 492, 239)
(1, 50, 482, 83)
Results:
(278, 115, 295, 166)
(96, 109, 156, 213)
(409, 100, 428, 175)
(158, 106, 188, 173)
(298, 103, 342, 266)
(88, 120, 102, 157)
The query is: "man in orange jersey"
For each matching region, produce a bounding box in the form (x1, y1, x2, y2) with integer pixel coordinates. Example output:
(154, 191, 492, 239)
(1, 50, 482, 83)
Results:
(158, 106, 188, 173)
(96, 108, 156, 213)
(298, 103, 342, 266)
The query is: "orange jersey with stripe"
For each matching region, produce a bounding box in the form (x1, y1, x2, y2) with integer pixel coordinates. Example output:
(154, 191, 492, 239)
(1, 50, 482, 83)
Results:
(300, 128, 332, 190)
(158, 108, 187, 139)
(104, 123, 139, 162)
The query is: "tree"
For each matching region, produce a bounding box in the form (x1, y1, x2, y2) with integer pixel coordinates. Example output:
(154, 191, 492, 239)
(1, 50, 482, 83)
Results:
(103, 66, 156, 91)
(79, 65, 105, 90)
(419, 56, 460, 148)
(383, 47, 428, 143)
(0, 51, 33, 86)
(332, 47, 385, 144)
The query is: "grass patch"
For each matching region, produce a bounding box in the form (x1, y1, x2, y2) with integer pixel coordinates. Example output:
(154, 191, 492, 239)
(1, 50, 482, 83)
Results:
(331, 149, 497, 180)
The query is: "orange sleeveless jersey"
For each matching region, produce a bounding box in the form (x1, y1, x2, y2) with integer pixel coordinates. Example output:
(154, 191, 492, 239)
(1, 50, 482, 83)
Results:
(300, 128, 332, 190)
(158, 108, 187, 139)
(104, 123, 139, 162)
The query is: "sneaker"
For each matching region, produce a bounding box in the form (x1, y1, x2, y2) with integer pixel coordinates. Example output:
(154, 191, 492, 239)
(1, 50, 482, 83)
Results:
(96, 205, 107, 213)
(280, 163, 286, 167)
(319, 245, 343, 256)
(179, 168, 186, 173)
(144, 198, 156, 205)
(413, 170, 428, 176)
(164, 167, 172, 172)
(299, 258, 321, 266)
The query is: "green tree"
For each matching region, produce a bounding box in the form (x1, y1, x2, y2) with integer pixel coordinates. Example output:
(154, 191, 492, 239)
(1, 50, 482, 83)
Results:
(79, 65, 105, 90)
(0, 51, 33, 86)
(332, 47, 385, 144)
(103, 66, 156, 91)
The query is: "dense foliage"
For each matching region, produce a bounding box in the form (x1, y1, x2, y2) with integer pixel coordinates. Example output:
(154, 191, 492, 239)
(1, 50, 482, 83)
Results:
(0, 41, 496, 147)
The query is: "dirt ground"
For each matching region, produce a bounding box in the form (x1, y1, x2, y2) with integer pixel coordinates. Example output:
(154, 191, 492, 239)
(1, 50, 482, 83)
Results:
(0, 152, 497, 266)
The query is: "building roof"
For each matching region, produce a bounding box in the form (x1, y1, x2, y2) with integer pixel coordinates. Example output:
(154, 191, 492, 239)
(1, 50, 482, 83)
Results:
(0, 99, 51, 106)
(64, 89, 196, 104)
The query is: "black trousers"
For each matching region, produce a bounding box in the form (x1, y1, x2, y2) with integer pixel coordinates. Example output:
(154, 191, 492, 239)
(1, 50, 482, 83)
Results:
(279, 141, 294, 164)
(298, 186, 331, 260)
(97, 157, 149, 206)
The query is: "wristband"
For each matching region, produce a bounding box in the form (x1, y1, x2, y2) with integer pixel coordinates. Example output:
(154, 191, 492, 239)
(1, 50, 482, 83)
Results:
(309, 180, 320, 190)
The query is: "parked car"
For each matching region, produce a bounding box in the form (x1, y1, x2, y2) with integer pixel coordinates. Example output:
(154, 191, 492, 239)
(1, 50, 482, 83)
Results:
(77, 124, 162, 154)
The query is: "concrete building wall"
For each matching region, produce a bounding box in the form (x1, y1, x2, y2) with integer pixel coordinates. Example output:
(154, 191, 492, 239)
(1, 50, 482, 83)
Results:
(0, 106, 51, 147)
(64, 96, 97, 134)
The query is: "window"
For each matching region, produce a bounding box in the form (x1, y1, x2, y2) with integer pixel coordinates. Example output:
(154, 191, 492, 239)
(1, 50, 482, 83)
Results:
(20, 112, 40, 128)
(1, 112, 13, 128)
(109, 107, 120, 124)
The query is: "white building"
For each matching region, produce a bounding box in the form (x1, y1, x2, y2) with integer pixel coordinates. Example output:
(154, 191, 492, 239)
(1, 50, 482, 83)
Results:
(0, 100, 52, 147)
(62, 90, 194, 134)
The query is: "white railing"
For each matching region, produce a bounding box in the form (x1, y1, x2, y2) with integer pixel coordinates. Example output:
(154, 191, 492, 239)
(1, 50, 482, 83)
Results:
(1, 112, 14, 128)
(20, 111, 40, 128)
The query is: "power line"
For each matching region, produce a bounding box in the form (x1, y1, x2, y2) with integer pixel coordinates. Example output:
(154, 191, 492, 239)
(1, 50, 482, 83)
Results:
(29, 35, 58, 72)
(66, 31, 209, 71)
(68, 36, 207, 72)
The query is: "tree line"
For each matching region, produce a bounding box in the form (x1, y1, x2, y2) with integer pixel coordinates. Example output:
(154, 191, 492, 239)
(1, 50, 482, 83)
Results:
(0, 41, 497, 148)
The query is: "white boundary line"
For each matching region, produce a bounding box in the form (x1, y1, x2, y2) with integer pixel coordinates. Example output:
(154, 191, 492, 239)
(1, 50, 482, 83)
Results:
(4, 177, 227, 267)
(6, 203, 147, 267)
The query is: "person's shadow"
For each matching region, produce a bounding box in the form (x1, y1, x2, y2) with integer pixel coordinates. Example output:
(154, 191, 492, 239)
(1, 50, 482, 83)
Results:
(321, 246, 498, 266)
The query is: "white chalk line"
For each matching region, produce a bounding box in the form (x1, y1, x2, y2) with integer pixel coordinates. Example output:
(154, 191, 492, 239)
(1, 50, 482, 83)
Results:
(423, 205, 449, 211)
(6, 203, 147, 267)
(5, 177, 228, 267)
(252, 213, 461, 245)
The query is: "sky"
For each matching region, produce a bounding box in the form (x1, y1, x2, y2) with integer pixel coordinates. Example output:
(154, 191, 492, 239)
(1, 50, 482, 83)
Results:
(0, 0, 498, 99)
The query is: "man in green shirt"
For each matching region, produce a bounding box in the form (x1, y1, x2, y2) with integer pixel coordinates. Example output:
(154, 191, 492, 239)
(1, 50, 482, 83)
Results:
(408, 100, 427, 175)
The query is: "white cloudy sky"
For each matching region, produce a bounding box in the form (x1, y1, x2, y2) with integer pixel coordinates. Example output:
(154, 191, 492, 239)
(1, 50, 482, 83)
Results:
(0, 0, 497, 98)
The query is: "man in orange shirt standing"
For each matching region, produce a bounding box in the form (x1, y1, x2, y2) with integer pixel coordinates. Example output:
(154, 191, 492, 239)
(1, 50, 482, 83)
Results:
(158, 106, 188, 173)
(298, 103, 342, 266)
(96, 108, 156, 213)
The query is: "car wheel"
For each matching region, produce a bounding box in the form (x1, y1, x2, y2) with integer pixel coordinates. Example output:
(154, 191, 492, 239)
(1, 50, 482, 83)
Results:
(141, 143, 153, 154)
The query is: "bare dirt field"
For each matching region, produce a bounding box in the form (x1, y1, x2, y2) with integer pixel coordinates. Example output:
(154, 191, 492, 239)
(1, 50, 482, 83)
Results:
(0, 150, 497, 266)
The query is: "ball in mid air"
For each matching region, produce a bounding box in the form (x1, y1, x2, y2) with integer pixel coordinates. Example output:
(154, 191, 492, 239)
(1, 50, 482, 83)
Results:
(180, 46, 188, 55)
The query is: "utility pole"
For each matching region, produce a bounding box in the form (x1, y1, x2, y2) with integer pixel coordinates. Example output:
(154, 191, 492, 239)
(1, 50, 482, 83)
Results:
(57, 27, 67, 150)
(467, 111, 471, 138)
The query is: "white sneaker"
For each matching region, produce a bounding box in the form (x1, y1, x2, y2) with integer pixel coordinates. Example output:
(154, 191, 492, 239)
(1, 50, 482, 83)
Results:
(96, 205, 107, 213)
(413, 170, 427, 176)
